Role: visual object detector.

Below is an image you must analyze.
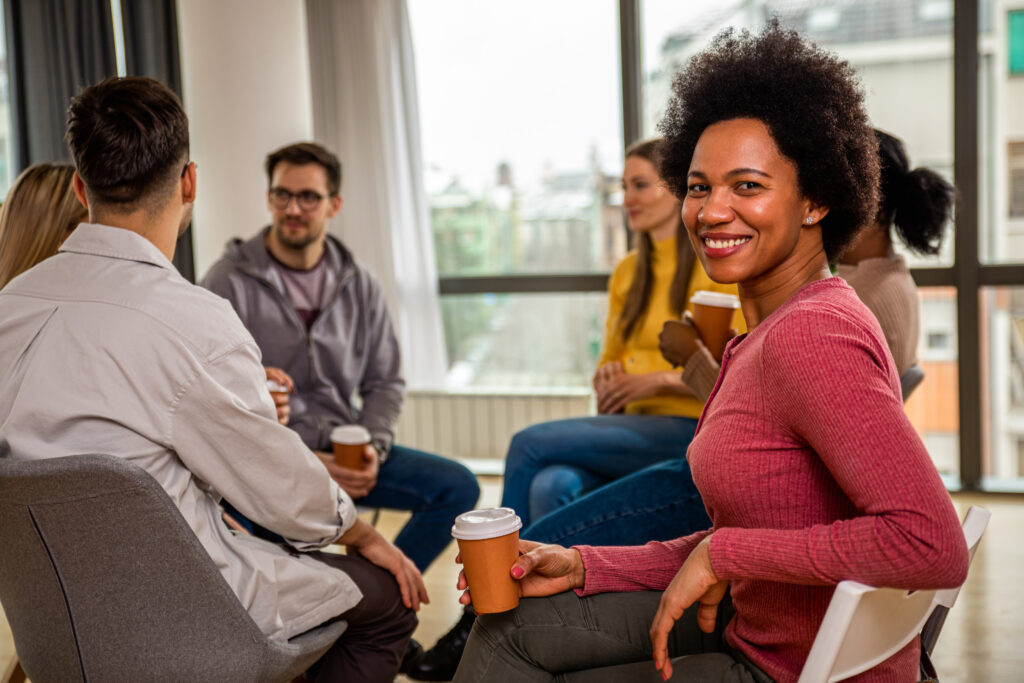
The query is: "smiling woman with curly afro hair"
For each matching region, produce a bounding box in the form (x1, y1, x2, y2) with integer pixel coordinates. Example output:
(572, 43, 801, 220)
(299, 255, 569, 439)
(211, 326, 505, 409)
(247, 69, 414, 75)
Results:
(658, 20, 879, 263)
(451, 22, 968, 683)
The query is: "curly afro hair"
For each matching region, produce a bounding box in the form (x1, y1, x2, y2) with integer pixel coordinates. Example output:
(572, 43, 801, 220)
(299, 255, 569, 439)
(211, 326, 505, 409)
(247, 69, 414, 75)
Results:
(658, 21, 879, 262)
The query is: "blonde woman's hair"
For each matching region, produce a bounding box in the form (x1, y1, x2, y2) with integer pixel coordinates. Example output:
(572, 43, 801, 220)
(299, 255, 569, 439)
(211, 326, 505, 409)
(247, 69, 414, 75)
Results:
(0, 163, 87, 288)
(616, 138, 693, 342)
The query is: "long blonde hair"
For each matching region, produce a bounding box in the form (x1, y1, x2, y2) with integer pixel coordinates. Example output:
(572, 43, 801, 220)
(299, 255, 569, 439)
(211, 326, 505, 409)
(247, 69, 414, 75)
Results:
(617, 138, 693, 342)
(0, 163, 87, 287)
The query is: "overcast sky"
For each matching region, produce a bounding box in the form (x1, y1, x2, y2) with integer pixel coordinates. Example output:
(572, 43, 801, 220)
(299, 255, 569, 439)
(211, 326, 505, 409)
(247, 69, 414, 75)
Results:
(408, 0, 743, 194)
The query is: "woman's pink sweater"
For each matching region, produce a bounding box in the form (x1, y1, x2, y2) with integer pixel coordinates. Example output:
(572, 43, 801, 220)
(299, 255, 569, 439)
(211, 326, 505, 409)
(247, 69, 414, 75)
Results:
(576, 277, 968, 683)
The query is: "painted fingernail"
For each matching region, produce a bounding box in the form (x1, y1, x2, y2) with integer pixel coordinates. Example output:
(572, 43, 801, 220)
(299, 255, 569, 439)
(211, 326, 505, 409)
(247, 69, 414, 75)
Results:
(511, 566, 524, 578)
(661, 671, 668, 681)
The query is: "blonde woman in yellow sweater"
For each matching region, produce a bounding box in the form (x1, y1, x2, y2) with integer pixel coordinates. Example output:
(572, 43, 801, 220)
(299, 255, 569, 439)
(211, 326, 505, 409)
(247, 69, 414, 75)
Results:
(500, 139, 742, 527)
(411, 141, 744, 680)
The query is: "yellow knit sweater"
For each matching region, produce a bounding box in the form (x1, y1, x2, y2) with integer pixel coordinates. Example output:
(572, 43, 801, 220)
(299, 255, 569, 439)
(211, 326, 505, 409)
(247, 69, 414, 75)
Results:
(599, 236, 744, 417)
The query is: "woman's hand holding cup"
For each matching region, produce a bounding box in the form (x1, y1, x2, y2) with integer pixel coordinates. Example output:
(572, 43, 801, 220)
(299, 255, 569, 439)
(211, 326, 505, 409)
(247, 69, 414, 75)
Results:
(456, 538, 586, 608)
(659, 315, 705, 367)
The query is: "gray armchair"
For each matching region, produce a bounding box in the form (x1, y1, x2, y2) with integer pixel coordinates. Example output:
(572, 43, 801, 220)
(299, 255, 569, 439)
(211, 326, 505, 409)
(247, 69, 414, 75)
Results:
(0, 454, 346, 683)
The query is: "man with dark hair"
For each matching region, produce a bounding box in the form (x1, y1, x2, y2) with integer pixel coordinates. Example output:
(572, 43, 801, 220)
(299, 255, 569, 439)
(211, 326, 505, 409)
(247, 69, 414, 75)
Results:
(0, 77, 424, 682)
(201, 141, 480, 578)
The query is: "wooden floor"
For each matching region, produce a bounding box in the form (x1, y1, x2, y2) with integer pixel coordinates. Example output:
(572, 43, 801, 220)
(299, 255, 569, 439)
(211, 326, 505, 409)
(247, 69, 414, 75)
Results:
(2, 479, 1020, 682)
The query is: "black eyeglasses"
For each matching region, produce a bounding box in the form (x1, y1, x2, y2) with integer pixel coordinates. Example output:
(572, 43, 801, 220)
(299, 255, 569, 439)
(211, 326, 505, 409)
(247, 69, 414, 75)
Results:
(269, 187, 331, 212)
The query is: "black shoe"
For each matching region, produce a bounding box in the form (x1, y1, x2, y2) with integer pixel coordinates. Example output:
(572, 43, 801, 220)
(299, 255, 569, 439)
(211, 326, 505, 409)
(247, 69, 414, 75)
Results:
(404, 610, 477, 681)
(399, 638, 424, 675)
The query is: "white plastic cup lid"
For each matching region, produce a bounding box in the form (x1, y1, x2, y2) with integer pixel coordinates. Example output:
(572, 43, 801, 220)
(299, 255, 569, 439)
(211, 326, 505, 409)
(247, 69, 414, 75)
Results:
(266, 379, 289, 393)
(451, 507, 523, 540)
(330, 425, 371, 445)
(690, 290, 740, 309)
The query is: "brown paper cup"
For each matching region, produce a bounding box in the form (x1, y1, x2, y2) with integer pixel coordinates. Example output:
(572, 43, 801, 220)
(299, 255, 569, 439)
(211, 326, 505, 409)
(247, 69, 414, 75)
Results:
(330, 425, 371, 469)
(690, 291, 739, 362)
(457, 531, 521, 614)
(332, 442, 367, 469)
(266, 379, 289, 401)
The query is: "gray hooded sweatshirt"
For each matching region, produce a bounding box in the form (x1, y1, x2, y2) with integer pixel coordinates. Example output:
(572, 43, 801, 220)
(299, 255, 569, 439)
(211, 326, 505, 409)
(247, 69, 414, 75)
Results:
(202, 228, 404, 455)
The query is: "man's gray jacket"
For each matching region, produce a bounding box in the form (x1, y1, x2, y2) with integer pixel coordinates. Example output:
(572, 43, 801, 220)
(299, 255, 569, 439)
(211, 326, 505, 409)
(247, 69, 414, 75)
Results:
(201, 228, 404, 454)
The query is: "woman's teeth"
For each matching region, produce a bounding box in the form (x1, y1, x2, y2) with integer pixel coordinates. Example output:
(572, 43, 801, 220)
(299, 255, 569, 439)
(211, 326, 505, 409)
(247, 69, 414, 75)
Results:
(704, 237, 751, 249)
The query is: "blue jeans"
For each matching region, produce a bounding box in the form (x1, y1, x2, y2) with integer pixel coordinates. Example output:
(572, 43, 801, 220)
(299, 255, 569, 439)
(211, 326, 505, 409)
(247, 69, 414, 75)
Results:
(521, 457, 711, 546)
(500, 414, 699, 527)
(227, 444, 479, 573)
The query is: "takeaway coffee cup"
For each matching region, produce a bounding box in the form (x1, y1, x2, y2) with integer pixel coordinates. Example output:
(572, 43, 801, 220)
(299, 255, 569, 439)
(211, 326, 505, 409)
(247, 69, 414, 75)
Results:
(690, 290, 740, 361)
(266, 378, 289, 400)
(452, 507, 523, 614)
(330, 425, 371, 469)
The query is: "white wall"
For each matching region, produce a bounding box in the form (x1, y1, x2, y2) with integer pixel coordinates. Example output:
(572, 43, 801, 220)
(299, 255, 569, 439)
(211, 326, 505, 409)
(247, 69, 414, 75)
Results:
(177, 0, 314, 278)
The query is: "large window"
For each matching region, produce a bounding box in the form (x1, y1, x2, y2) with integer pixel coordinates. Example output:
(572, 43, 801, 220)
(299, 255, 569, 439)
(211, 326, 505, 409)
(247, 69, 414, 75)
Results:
(409, 0, 1023, 492)
(982, 4, 1024, 264)
(983, 286, 1024, 490)
(409, 0, 623, 389)
(409, 0, 624, 279)
(441, 293, 606, 388)
(908, 288, 960, 484)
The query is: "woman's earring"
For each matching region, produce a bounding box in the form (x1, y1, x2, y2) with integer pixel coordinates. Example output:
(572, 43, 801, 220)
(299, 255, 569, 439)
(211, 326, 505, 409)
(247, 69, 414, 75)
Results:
(805, 216, 814, 224)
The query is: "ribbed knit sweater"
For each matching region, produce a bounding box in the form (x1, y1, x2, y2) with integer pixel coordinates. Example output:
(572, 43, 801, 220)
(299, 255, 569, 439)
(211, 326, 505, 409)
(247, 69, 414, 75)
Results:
(836, 255, 918, 377)
(576, 278, 967, 683)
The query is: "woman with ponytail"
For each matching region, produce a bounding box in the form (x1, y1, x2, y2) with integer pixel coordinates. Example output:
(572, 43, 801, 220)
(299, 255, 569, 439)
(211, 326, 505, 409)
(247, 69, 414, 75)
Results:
(836, 129, 956, 376)
(499, 138, 743, 528)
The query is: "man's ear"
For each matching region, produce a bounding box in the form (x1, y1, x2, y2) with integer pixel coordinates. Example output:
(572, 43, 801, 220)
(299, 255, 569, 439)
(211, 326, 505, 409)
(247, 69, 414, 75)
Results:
(327, 193, 343, 218)
(181, 161, 197, 204)
(72, 173, 89, 210)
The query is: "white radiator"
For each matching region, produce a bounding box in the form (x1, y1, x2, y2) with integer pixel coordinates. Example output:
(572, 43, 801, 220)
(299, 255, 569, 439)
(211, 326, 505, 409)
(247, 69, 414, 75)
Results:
(395, 390, 594, 474)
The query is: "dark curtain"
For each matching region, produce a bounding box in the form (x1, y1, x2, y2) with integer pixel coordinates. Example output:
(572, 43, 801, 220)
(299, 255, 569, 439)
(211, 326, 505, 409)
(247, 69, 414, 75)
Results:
(3, 0, 116, 167)
(121, 0, 194, 282)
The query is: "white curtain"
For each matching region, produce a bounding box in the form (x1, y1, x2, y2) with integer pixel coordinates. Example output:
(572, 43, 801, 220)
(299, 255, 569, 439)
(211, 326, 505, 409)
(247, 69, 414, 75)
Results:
(306, 0, 447, 389)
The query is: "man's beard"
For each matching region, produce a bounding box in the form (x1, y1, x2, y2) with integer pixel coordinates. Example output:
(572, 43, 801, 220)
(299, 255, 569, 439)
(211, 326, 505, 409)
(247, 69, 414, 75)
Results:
(273, 218, 322, 250)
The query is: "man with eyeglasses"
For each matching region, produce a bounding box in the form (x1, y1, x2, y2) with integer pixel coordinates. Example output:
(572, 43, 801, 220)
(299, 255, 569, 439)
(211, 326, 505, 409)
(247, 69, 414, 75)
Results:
(202, 144, 480, 666)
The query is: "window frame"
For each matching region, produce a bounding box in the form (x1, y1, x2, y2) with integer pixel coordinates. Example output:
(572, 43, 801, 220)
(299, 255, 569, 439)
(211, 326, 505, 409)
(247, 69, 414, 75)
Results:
(436, 0, 1024, 493)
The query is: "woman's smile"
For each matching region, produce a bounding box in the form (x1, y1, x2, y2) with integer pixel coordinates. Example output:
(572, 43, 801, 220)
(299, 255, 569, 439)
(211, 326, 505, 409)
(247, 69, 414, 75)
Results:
(682, 117, 823, 290)
(699, 232, 753, 257)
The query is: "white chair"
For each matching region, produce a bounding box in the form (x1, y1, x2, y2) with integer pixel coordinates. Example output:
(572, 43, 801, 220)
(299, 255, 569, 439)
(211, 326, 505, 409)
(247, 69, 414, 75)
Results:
(797, 506, 990, 683)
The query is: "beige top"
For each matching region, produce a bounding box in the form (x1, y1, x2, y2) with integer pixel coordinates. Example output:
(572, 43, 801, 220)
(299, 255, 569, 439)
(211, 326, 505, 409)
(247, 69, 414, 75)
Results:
(682, 257, 920, 400)
(0, 224, 361, 641)
(836, 255, 919, 377)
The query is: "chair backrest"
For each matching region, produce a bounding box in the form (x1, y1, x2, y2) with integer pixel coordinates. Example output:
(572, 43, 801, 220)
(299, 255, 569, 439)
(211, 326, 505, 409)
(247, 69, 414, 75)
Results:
(798, 581, 937, 683)
(920, 505, 991, 655)
(900, 363, 925, 402)
(0, 454, 289, 682)
(798, 506, 989, 683)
